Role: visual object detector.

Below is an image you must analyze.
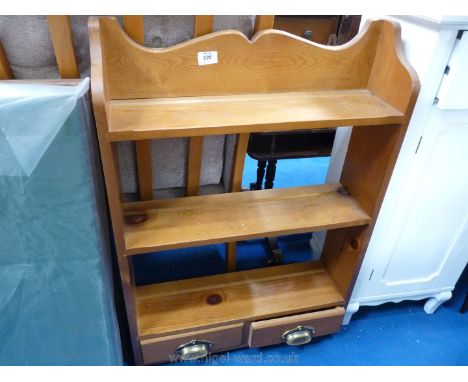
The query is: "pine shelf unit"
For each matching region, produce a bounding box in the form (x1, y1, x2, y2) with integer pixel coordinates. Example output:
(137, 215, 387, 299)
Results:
(89, 16, 419, 365)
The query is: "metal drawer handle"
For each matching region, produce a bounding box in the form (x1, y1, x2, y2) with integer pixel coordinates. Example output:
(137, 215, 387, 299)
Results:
(175, 340, 213, 361)
(281, 326, 315, 346)
(303, 30, 313, 40)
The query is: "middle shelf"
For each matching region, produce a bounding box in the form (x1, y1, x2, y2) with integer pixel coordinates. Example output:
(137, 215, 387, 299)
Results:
(123, 183, 370, 255)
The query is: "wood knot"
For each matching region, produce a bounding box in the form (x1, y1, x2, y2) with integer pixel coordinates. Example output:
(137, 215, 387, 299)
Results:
(124, 212, 148, 225)
(337, 187, 349, 196)
(206, 293, 223, 305)
(350, 238, 360, 250)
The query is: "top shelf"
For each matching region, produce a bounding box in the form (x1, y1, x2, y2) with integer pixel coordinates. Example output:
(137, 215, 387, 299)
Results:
(91, 17, 419, 141)
(107, 89, 404, 140)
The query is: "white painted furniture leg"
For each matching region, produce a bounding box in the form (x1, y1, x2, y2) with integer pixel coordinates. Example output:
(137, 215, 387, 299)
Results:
(423, 291, 452, 314)
(343, 302, 360, 325)
(309, 234, 323, 261)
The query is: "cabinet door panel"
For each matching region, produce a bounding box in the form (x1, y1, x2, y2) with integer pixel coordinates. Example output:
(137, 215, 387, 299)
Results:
(437, 31, 468, 109)
(379, 109, 468, 293)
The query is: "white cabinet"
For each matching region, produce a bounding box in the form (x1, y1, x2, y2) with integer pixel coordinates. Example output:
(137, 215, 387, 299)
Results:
(323, 15, 468, 324)
(437, 31, 468, 109)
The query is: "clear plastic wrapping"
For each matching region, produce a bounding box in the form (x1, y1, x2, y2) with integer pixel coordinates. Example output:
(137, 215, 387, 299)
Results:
(0, 79, 122, 365)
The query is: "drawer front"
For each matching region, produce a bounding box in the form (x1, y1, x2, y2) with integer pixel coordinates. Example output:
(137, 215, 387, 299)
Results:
(274, 16, 339, 45)
(248, 307, 345, 348)
(140, 323, 244, 365)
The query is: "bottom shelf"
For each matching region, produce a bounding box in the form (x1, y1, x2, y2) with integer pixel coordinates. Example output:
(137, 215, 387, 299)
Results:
(135, 261, 344, 339)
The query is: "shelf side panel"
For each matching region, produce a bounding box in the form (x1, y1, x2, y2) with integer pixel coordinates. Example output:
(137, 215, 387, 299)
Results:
(322, 123, 417, 302)
(321, 20, 420, 305)
(368, 19, 420, 113)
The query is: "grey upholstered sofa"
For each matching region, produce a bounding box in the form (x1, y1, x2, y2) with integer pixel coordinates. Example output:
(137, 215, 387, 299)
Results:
(0, 15, 256, 199)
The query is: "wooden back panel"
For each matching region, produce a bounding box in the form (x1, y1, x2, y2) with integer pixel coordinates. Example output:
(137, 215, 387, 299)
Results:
(94, 17, 386, 100)
(121, 16, 154, 201)
(122, 16, 145, 44)
(253, 15, 275, 34)
(47, 16, 80, 78)
(0, 42, 13, 79)
(186, 16, 215, 197)
(194, 15, 214, 36)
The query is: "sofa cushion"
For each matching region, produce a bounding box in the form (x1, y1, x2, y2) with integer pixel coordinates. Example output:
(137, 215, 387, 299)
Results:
(0, 15, 60, 79)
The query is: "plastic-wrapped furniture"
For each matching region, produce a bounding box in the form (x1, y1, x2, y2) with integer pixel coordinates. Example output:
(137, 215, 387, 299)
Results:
(89, 16, 419, 364)
(0, 79, 122, 365)
(0, 16, 258, 201)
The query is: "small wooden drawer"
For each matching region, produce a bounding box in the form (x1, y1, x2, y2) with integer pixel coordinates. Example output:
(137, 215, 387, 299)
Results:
(274, 16, 340, 45)
(140, 323, 244, 365)
(248, 307, 345, 348)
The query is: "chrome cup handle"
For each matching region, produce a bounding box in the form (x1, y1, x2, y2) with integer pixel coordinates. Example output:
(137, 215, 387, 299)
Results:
(175, 340, 213, 361)
(281, 326, 315, 346)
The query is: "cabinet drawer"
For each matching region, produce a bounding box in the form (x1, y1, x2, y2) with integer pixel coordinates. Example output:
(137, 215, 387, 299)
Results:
(274, 16, 339, 44)
(248, 307, 345, 348)
(140, 323, 244, 365)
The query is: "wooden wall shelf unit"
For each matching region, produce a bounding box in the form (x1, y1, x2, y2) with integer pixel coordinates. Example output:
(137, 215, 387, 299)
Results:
(89, 16, 419, 365)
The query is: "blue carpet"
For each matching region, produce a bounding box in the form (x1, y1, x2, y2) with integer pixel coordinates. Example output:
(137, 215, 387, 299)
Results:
(243, 155, 331, 188)
(134, 156, 468, 366)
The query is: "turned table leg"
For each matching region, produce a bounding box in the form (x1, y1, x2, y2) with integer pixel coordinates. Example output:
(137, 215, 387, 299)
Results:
(254, 160, 267, 190)
(460, 292, 468, 313)
(265, 159, 277, 189)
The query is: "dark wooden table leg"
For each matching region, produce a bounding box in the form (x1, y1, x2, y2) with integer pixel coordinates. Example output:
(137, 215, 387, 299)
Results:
(263, 159, 283, 265)
(264, 237, 284, 266)
(264, 159, 277, 189)
(460, 292, 468, 313)
(250, 160, 266, 190)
